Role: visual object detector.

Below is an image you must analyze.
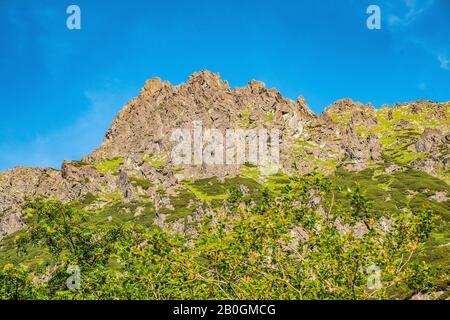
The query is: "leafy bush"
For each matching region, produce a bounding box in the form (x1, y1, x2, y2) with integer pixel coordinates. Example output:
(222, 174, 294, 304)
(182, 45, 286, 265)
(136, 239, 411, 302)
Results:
(0, 173, 440, 300)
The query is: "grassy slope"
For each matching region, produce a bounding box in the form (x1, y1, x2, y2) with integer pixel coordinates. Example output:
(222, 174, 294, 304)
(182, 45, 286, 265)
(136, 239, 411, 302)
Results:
(0, 165, 448, 297)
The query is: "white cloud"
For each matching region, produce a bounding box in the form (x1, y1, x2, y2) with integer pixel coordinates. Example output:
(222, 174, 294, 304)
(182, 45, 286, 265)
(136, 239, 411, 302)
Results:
(383, 0, 450, 73)
(387, 0, 435, 26)
(438, 55, 450, 70)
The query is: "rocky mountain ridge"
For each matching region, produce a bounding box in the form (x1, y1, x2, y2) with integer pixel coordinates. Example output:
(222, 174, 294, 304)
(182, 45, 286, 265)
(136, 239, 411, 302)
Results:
(1, 70, 449, 240)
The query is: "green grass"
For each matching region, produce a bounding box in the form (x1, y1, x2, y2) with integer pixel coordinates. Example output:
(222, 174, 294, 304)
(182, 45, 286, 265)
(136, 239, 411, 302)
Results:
(296, 139, 319, 149)
(0, 232, 53, 269)
(328, 110, 352, 125)
(144, 153, 166, 169)
(99, 192, 122, 202)
(95, 157, 124, 173)
(357, 106, 446, 165)
(90, 200, 155, 227)
(239, 105, 256, 128)
(292, 144, 338, 172)
(159, 187, 198, 220)
(129, 176, 153, 190)
(70, 192, 97, 209)
(180, 176, 261, 205)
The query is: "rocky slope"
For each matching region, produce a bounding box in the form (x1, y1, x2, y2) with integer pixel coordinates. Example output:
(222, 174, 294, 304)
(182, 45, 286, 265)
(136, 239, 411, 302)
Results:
(1, 70, 449, 240)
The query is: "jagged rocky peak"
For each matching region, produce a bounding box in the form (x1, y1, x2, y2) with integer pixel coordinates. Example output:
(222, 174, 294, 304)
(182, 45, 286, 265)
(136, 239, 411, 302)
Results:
(323, 98, 375, 115)
(394, 100, 449, 120)
(140, 77, 172, 96)
(243, 79, 267, 94)
(85, 71, 449, 174)
(393, 100, 435, 110)
(187, 70, 231, 91)
(86, 70, 314, 163)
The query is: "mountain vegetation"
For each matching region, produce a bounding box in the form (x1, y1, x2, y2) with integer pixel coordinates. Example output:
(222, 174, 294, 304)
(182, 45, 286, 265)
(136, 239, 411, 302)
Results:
(0, 71, 449, 299)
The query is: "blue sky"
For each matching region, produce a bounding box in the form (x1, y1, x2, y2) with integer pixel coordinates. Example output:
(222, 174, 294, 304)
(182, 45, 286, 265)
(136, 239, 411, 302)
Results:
(0, 0, 449, 170)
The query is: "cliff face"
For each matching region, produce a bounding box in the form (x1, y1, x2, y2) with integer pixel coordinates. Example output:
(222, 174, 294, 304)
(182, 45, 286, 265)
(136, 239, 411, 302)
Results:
(1, 70, 449, 239)
(84, 70, 312, 174)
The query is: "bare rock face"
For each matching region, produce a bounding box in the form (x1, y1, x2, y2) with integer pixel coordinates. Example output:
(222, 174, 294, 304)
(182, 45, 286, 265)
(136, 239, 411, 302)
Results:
(395, 119, 412, 129)
(0, 70, 449, 239)
(0, 167, 68, 239)
(411, 127, 450, 179)
(61, 161, 107, 199)
(367, 134, 382, 161)
(84, 70, 313, 179)
(416, 128, 443, 153)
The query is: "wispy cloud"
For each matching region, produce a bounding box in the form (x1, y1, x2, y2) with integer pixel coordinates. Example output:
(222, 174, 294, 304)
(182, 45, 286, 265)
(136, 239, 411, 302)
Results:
(387, 0, 435, 26)
(384, 0, 450, 72)
(438, 55, 450, 70)
(0, 88, 133, 171)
